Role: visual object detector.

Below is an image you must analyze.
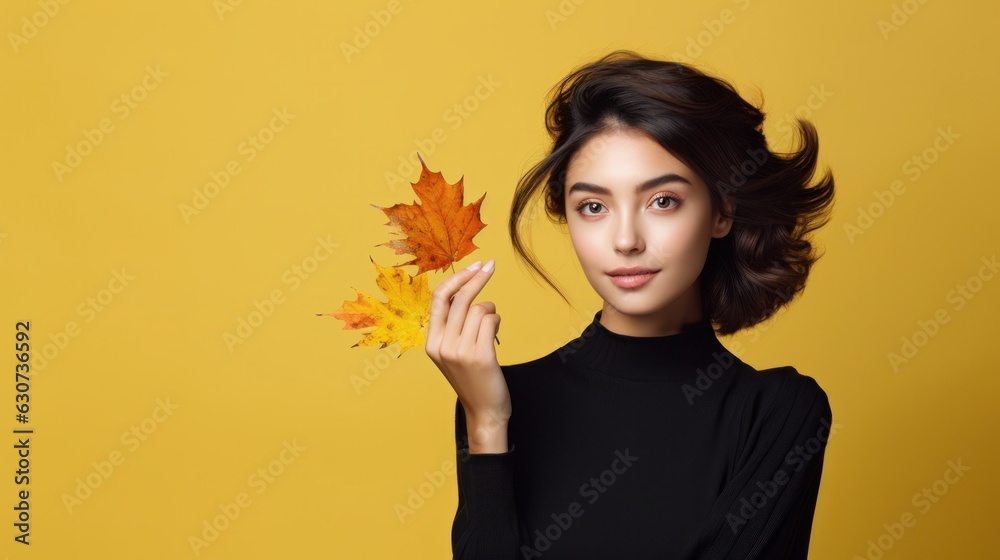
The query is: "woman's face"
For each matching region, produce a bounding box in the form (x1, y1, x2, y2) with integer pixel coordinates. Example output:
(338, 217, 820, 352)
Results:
(564, 128, 732, 335)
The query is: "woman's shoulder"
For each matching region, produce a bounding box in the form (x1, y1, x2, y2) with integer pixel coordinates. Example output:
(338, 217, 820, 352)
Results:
(498, 346, 568, 377)
(740, 364, 833, 423)
(751, 364, 828, 392)
(495, 339, 593, 395)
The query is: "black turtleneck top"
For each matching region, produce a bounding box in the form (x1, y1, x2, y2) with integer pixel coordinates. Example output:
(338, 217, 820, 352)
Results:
(451, 309, 833, 559)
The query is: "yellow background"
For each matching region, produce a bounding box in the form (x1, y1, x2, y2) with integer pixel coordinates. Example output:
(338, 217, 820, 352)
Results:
(1, 0, 996, 558)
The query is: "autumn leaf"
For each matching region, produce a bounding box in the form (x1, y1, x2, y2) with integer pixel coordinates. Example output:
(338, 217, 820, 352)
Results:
(322, 155, 498, 354)
(373, 153, 487, 275)
(324, 256, 431, 356)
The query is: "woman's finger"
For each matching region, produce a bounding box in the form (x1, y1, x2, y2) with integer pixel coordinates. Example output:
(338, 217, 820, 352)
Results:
(427, 261, 485, 351)
(444, 259, 495, 345)
(477, 312, 501, 353)
(460, 301, 496, 351)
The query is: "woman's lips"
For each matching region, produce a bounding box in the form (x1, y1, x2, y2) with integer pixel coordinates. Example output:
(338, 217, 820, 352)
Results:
(607, 271, 658, 288)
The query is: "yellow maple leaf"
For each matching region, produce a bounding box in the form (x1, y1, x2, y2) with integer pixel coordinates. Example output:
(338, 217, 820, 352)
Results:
(325, 256, 431, 356)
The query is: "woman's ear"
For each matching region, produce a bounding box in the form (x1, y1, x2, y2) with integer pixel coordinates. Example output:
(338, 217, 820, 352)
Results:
(711, 197, 735, 238)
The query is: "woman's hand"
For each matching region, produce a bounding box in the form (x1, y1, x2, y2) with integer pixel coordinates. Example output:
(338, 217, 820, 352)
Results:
(425, 259, 510, 453)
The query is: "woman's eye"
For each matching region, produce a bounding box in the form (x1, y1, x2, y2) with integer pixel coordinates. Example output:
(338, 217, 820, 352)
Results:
(653, 196, 678, 210)
(577, 201, 605, 215)
(575, 195, 680, 216)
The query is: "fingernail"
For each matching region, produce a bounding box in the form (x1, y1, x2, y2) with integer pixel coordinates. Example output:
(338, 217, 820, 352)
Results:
(482, 259, 495, 272)
(465, 260, 482, 271)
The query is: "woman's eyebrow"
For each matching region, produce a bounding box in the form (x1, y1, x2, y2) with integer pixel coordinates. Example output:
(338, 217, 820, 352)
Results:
(567, 173, 692, 196)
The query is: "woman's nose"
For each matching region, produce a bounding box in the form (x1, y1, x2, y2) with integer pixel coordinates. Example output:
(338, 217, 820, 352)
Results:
(613, 215, 644, 254)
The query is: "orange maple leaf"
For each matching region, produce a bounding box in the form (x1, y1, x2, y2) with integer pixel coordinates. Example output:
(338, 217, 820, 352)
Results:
(324, 256, 431, 356)
(373, 153, 487, 274)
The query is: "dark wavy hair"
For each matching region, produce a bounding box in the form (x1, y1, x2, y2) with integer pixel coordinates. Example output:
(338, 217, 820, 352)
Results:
(508, 50, 836, 335)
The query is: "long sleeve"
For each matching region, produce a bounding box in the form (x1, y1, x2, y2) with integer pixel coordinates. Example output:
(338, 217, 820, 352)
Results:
(681, 367, 834, 559)
(451, 397, 522, 559)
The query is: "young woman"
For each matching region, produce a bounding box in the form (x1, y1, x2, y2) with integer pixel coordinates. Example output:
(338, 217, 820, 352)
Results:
(425, 50, 836, 559)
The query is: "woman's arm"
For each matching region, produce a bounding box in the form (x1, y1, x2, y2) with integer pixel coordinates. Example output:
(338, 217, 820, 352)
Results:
(681, 367, 834, 559)
(423, 260, 521, 558)
(451, 398, 522, 559)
